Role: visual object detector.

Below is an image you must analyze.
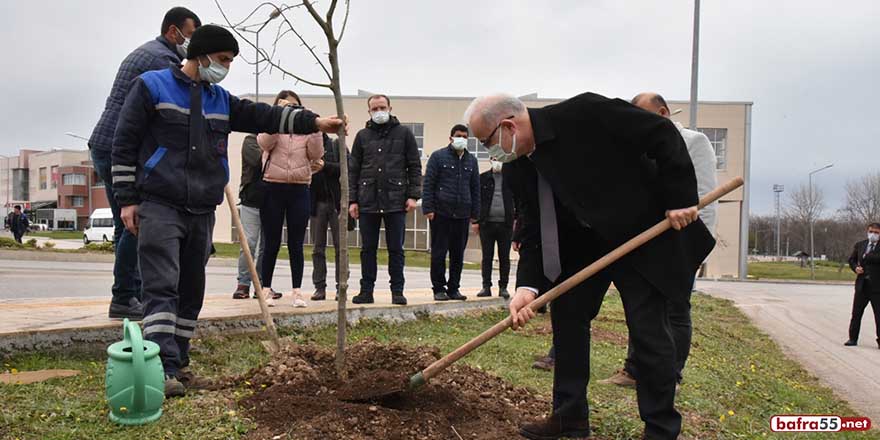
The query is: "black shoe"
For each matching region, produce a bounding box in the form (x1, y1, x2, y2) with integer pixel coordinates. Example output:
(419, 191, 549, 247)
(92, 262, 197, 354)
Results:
(476, 288, 492, 297)
(447, 291, 467, 301)
(352, 292, 374, 304)
(392, 293, 407, 306)
(498, 287, 510, 299)
(109, 297, 144, 320)
(311, 289, 326, 301)
(844, 340, 858, 346)
(519, 414, 591, 440)
(434, 292, 450, 301)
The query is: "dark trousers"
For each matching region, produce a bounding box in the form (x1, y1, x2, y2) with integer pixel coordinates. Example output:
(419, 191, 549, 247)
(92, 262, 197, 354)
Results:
(311, 200, 340, 290)
(551, 258, 681, 439)
(625, 293, 694, 383)
(479, 221, 511, 288)
(12, 230, 23, 243)
(429, 215, 470, 294)
(358, 211, 406, 294)
(91, 147, 142, 304)
(848, 282, 880, 342)
(137, 201, 214, 375)
(260, 183, 310, 289)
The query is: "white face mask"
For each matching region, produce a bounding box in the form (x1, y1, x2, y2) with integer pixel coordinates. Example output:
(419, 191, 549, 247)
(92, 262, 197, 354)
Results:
(487, 124, 518, 163)
(451, 137, 467, 151)
(198, 55, 229, 84)
(491, 161, 503, 172)
(869, 232, 879, 243)
(371, 111, 390, 125)
(175, 28, 190, 59)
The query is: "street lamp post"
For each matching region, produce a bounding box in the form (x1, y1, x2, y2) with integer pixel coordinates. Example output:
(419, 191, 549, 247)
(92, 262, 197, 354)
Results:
(773, 184, 784, 259)
(808, 164, 833, 279)
(688, 0, 701, 130)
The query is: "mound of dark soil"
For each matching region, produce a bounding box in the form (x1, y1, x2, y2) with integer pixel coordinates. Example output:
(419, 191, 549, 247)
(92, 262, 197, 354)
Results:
(238, 339, 551, 439)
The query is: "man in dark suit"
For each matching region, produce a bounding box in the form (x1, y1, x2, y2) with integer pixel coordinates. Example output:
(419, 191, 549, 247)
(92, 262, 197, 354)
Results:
(844, 222, 880, 348)
(466, 93, 714, 440)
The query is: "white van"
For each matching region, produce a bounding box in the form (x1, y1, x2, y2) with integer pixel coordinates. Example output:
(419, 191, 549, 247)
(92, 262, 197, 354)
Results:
(83, 208, 114, 244)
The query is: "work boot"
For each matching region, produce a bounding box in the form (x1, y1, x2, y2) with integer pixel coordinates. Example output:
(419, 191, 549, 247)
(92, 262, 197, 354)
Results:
(519, 414, 591, 440)
(498, 287, 510, 299)
(844, 340, 858, 346)
(532, 356, 555, 371)
(232, 284, 249, 299)
(598, 369, 637, 388)
(311, 289, 326, 301)
(434, 292, 450, 301)
(108, 297, 144, 321)
(476, 288, 492, 297)
(352, 292, 374, 304)
(164, 374, 186, 398)
(392, 293, 407, 305)
(447, 291, 467, 301)
(176, 369, 211, 390)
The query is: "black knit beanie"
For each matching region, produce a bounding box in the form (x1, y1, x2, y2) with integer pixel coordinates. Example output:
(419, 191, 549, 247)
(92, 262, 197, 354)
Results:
(187, 25, 240, 60)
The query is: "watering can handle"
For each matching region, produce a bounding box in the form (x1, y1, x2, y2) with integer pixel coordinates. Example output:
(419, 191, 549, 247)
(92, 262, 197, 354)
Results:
(123, 318, 147, 411)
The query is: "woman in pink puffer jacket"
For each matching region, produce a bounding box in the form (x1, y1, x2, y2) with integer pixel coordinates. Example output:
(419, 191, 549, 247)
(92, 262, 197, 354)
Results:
(258, 90, 325, 308)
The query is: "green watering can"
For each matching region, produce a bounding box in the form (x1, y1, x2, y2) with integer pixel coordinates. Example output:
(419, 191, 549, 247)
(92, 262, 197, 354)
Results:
(106, 318, 165, 425)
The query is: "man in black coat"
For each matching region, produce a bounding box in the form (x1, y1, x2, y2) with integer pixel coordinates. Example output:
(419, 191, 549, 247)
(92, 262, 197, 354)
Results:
(310, 137, 347, 301)
(844, 222, 880, 348)
(422, 124, 480, 301)
(475, 158, 515, 299)
(466, 93, 714, 440)
(348, 94, 422, 305)
(7, 205, 29, 243)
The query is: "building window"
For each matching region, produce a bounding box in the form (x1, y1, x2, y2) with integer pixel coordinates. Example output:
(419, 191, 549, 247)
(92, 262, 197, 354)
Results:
(71, 196, 85, 207)
(697, 128, 728, 170)
(39, 167, 47, 190)
(466, 138, 492, 160)
(62, 174, 87, 186)
(51, 166, 59, 189)
(400, 122, 425, 157)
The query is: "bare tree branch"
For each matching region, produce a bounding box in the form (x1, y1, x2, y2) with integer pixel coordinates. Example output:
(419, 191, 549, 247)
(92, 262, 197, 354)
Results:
(326, 0, 338, 23)
(275, 5, 333, 80)
(214, 0, 331, 88)
(336, 0, 351, 43)
(302, 0, 329, 32)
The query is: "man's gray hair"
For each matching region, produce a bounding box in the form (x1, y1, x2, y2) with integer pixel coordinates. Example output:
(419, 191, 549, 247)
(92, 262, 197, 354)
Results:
(464, 94, 527, 129)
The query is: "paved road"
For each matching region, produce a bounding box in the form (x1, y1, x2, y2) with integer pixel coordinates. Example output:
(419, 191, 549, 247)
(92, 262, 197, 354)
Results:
(697, 280, 880, 424)
(0, 258, 486, 300)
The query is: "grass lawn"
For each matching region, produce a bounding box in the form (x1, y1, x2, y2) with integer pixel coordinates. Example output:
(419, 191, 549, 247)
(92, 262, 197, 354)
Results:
(27, 231, 83, 240)
(212, 242, 479, 270)
(749, 261, 855, 282)
(1, 292, 872, 439)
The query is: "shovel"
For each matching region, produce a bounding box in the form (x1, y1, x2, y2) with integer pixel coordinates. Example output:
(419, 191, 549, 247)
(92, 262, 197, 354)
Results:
(350, 177, 744, 401)
(224, 186, 281, 352)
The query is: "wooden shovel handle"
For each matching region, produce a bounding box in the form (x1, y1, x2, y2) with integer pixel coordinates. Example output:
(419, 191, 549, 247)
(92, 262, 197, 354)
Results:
(225, 186, 281, 351)
(418, 177, 744, 383)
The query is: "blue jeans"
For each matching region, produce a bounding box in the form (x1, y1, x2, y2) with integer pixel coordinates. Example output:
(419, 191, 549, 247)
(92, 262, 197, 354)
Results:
(91, 148, 142, 304)
(358, 211, 406, 294)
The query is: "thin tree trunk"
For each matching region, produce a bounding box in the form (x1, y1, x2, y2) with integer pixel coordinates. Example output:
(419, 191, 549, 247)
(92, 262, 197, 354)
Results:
(328, 40, 349, 380)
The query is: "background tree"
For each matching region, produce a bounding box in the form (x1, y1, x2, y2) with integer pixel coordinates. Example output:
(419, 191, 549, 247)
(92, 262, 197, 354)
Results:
(842, 172, 880, 225)
(216, 0, 353, 379)
(785, 182, 825, 256)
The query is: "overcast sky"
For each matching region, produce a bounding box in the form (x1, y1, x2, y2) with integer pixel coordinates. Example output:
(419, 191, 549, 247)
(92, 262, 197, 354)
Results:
(1, 0, 877, 215)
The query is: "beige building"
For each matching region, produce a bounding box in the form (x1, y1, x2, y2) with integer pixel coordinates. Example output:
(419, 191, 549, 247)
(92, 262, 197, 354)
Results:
(221, 91, 751, 279)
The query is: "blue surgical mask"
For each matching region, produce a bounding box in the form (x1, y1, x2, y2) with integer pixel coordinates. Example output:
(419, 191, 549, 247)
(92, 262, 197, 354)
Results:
(198, 55, 229, 84)
(487, 125, 518, 163)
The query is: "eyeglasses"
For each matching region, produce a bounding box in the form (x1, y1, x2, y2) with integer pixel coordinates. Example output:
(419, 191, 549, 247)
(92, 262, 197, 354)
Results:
(478, 116, 514, 147)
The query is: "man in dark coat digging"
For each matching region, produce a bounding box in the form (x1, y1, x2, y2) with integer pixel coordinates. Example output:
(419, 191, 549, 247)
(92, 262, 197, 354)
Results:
(465, 93, 715, 440)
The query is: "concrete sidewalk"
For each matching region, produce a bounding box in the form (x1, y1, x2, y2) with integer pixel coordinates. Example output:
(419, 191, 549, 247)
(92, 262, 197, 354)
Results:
(0, 287, 505, 353)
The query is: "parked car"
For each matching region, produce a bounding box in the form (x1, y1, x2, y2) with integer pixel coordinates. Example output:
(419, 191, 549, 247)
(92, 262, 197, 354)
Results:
(83, 208, 114, 244)
(29, 223, 48, 232)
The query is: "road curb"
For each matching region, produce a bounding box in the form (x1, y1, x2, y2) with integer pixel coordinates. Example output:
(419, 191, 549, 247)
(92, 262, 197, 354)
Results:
(0, 298, 506, 354)
(700, 277, 852, 287)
